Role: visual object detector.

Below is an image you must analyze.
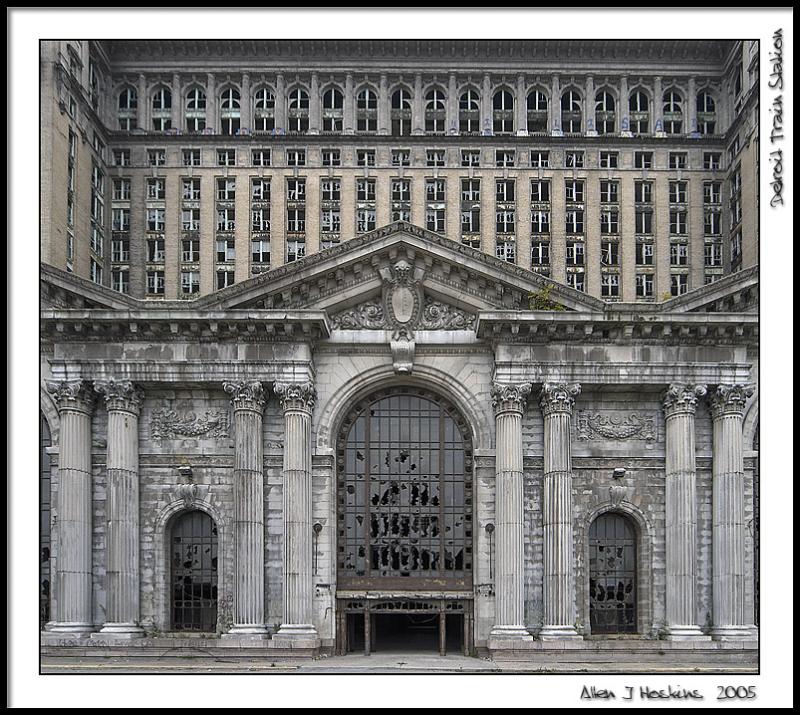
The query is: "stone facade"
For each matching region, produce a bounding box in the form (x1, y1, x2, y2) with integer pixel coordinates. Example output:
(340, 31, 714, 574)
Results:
(40, 223, 758, 667)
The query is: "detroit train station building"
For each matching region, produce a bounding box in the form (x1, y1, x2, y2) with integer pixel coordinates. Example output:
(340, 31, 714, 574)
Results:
(40, 40, 759, 668)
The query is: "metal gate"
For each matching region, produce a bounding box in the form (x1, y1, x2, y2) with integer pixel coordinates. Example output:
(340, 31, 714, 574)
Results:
(589, 512, 637, 633)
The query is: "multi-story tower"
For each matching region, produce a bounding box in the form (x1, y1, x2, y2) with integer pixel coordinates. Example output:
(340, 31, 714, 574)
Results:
(40, 40, 759, 301)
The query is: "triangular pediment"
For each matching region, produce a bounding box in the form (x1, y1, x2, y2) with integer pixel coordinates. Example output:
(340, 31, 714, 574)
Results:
(198, 222, 604, 315)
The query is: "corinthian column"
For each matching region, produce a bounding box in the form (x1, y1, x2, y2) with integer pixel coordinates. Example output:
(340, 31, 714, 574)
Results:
(93, 380, 144, 638)
(223, 380, 268, 637)
(709, 384, 757, 640)
(45, 380, 95, 634)
(539, 382, 582, 640)
(663, 383, 708, 640)
(489, 382, 534, 644)
(273, 380, 319, 645)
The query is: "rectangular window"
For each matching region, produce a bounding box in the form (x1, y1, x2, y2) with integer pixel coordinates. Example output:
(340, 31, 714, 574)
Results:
(495, 150, 515, 167)
(496, 209, 515, 234)
(634, 181, 652, 204)
(565, 151, 584, 168)
(635, 242, 655, 265)
(668, 152, 688, 170)
(357, 149, 376, 167)
(356, 178, 376, 202)
(147, 238, 165, 262)
(112, 208, 130, 232)
(636, 273, 654, 298)
(705, 242, 723, 267)
(391, 179, 411, 202)
(216, 271, 235, 290)
(671, 273, 688, 296)
(322, 149, 341, 167)
(111, 238, 130, 263)
(565, 180, 584, 203)
(600, 181, 618, 203)
(601, 273, 620, 297)
(495, 240, 516, 263)
(531, 210, 550, 234)
(147, 208, 165, 232)
(530, 180, 550, 203)
(426, 179, 446, 202)
(669, 210, 687, 235)
(217, 177, 236, 201)
(670, 243, 689, 266)
(147, 270, 165, 295)
(147, 178, 166, 201)
(216, 207, 236, 232)
(601, 241, 620, 265)
(704, 182, 722, 204)
(251, 207, 271, 232)
(182, 178, 201, 201)
(111, 269, 129, 294)
(251, 238, 271, 264)
(216, 239, 235, 263)
(461, 149, 480, 167)
(634, 151, 653, 169)
(635, 209, 653, 234)
(181, 271, 200, 295)
(599, 151, 619, 169)
(496, 180, 515, 203)
(182, 149, 201, 167)
(703, 152, 722, 170)
(530, 151, 550, 168)
(704, 211, 722, 236)
(251, 178, 271, 202)
(356, 208, 376, 233)
(321, 208, 341, 233)
(565, 209, 584, 234)
(287, 178, 306, 202)
(392, 149, 411, 167)
(600, 210, 619, 235)
(113, 179, 131, 201)
(321, 178, 341, 202)
(181, 238, 200, 262)
(426, 150, 445, 167)
(669, 181, 688, 203)
(461, 179, 480, 202)
(531, 241, 550, 266)
(217, 149, 236, 166)
(287, 239, 306, 263)
(251, 149, 271, 166)
(461, 208, 480, 233)
(89, 259, 103, 285)
(181, 208, 200, 232)
(426, 208, 445, 233)
(113, 149, 131, 167)
(566, 241, 585, 265)
(148, 149, 166, 167)
(567, 272, 585, 292)
(287, 208, 306, 233)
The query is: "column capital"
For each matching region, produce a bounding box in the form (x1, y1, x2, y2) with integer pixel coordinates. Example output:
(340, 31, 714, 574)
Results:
(539, 382, 581, 417)
(491, 382, 532, 415)
(663, 383, 707, 417)
(94, 379, 144, 415)
(274, 380, 316, 414)
(708, 384, 755, 420)
(224, 380, 266, 412)
(46, 379, 95, 412)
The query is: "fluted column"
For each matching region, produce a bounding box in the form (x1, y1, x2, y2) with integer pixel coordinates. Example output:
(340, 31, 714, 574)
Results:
(275, 74, 286, 133)
(447, 72, 458, 135)
(308, 72, 320, 135)
(93, 380, 144, 638)
(137, 74, 147, 130)
(344, 73, 355, 135)
(619, 75, 631, 136)
(412, 73, 424, 135)
(378, 73, 389, 135)
(481, 73, 492, 135)
(687, 76, 698, 137)
(653, 75, 664, 136)
(709, 384, 757, 640)
(45, 380, 95, 634)
(240, 73, 251, 132)
(585, 75, 596, 135)
(223, 381, 268, 636)
(171, 73, 181, 130)
(516, 74, 527, 136)
(550, 74, 561, 136)
(205, 73, 216, 133)
(273, 381, 318, 643)
(663, 384, 708, 640)
(539, 383, 582, 640)
(489, 382, 534, 643)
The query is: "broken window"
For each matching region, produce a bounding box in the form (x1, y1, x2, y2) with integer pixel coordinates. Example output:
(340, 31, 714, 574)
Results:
(322, 87, 344, 133)
(492, 89, 514, 134)
(185, 86, 206, 133)
(425, 87, 447, 134)
(589, 513, 637, 633)
(459, 89, 481, 134)
(628, 90, 650, 135)
(391, 87, 413, 136)
(527, 89, 548, 133)
(151, 85, 172, 132)
(560, 89, 582, 134)
(662, 89, 683, 134)
(171, 511, 218, 631)
(219, 86, 241, 135)
(287, 86, 309, 133)
(253, 87, 275, 133)
(356, 87, 378, 133)
(594, 90, 616, 134)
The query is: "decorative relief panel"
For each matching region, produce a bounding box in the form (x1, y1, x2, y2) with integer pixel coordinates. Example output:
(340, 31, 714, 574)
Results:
(575, 411, 657, 442)
(150, 409, 230, 441)
(330, 295, 476, 331)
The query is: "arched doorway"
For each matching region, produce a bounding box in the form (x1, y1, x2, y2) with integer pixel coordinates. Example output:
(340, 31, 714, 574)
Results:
(335, 387, 473, 654)
(588, 512, 637, 634)
(170, 510, 219, 632)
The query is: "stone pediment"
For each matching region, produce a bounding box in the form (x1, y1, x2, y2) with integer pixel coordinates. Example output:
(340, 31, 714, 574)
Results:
(197, 222, 603, 315)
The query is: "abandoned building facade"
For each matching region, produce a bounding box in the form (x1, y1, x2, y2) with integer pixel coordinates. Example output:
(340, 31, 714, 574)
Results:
(40, 40, 759, 667)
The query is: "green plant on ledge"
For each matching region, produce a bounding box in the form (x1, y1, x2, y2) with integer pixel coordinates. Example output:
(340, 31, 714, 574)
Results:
(528, 284, 566, 311)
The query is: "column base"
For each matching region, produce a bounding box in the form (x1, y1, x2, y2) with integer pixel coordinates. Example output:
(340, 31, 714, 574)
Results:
(488, 625, 534, 650)
(221, 624, 270, 640)
(43, 622, 95, 635)
(272, 623, 320, 649)
(664, 625, 711, 641)
(95, 623, 145, 639)
(711, 625, 759, 642)
(539, 625, 583, 641)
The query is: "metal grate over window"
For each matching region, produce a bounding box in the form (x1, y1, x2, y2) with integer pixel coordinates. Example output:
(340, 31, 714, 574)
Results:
(337, 389, 473, 590)
(170, 510, 218, 632)
(589, 513, 637, 633)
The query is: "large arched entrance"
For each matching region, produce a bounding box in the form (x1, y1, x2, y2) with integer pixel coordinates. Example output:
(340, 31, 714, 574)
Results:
(335, 387, 474, 654)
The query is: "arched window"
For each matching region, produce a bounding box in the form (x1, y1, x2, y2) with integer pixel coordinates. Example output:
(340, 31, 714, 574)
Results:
(459, 89, 480, 134)
(696, 91, 716, 135)
(589, 512, 637, 634)
(40, 414, 52, 627)
(322, 87, 344, 133)
(527, 89, 548, 133)
(287, 86, 309, 133)
(391, 87, 412, 136)
(628, 90, 650, 135)
(337, 388, 473, 589)
(561, 89, 582, 134)
(493, 89, 514, 134)
(425, 87, 446, 134)
(595, 90, 616, 135)
(662, 90, 683, 134)
(253, 87, 275, 133)
(117, 86, 137, 131)
(356, 87, 377, 133)
(151, 85, 172, 132)
(170, 510, 219, 632)
(219, 87, 241, 135)
(184, 86, 206, 133)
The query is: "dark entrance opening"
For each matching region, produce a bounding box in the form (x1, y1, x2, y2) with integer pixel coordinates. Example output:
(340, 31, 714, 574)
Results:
(345, 612, 464, 654)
